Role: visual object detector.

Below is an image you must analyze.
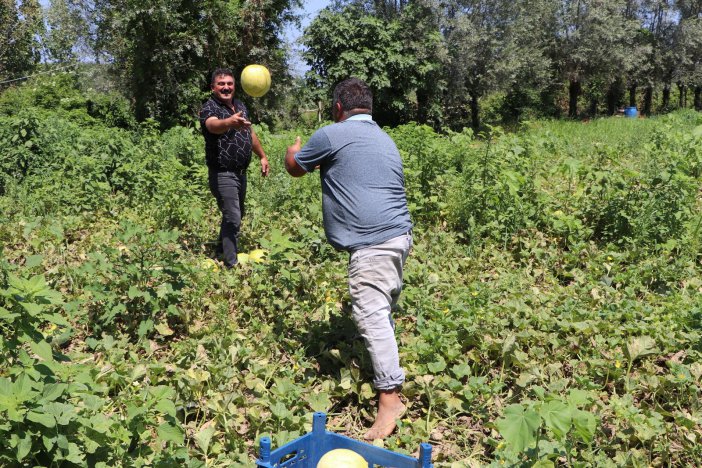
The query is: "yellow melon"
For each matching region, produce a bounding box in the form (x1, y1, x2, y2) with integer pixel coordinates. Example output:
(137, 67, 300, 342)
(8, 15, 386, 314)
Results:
(240, 64, 271, 97)
(316, 449, 367, 468)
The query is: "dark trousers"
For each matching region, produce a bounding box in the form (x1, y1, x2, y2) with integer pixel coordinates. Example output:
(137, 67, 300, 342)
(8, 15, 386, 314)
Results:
(208, 170, 247, 267)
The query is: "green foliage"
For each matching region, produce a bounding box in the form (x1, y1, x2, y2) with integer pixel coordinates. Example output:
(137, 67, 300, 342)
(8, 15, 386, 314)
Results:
(1, 82, 701, 466)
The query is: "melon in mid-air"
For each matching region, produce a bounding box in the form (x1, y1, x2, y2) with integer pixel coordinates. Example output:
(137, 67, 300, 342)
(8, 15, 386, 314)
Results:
(240, 64, 271, 97)
(316, 448, 367, 468)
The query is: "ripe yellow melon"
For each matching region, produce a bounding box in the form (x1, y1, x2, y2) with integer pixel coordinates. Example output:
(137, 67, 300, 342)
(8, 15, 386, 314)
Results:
(201, 258, 220, 272)
(237, 253, 250, 265)
(316, 449, 367, 468)
(249, 249, 268, 263)
(240, 64, 271, 97)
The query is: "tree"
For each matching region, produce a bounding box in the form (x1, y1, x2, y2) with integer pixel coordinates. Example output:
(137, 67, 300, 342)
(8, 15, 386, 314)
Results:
(638, 0, 677, 114)
(554, 0, 636, 118)
(0, 0, 43, 84)
(672, 0, 702, 109)
(495, 0, 559, 121)
(442, 0, 517, 130)
(302, 1, 445, 126)
(42, 0, 90, 63)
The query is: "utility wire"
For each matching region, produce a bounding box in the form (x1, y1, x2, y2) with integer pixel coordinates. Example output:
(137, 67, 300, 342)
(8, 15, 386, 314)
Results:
(0, 64, 78, 86)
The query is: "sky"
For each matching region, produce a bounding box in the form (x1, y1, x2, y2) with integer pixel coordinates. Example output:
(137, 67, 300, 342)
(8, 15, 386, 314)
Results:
(284, 0, 332, 76)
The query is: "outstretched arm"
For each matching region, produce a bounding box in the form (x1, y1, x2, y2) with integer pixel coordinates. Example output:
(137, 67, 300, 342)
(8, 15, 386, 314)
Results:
(204, 111, 251, 134)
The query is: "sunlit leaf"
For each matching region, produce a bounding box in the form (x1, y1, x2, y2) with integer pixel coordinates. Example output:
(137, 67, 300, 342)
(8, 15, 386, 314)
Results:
(495, 404, 541, 452)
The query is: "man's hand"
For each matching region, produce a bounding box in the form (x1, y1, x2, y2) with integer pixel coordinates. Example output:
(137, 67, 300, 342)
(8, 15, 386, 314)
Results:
(288, 136, 302, 154)
(228, 111, 251, 129)
(285, 136, 306, 177)
(260, 156, 270, 177)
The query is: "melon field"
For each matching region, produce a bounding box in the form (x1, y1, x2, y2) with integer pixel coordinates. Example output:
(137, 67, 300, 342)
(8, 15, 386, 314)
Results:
(1, 83, 702, 467)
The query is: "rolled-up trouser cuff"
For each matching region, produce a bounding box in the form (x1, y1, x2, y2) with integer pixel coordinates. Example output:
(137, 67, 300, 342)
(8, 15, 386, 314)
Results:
(374, 370, 405, 391)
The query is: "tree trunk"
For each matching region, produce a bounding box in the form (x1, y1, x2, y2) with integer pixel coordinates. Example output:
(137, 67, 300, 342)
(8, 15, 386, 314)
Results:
(662, 84, 670, 110)
(606, 80, 622, 115)
(588, 97, 598, 117)
(643, 86, 653, 116)
(678, 82, 685, 108)
(683, 86, 688, 108)
(416, 89, 429, 125)
(469, 90, 480, 131)
(569, 80, 581, 118)
(695, 86, 702, 111)
(629, 85, 637, 107)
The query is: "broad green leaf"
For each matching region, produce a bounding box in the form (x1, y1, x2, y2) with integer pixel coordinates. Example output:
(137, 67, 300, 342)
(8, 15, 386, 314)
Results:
(30, 340, 53, 362)
(13, 374, 35, 402)
(65, 442, 85, 464)
(495, 404, 541, 452)
(451, 362, 471, 379)
(360, 382, 375, 399)
(126, 404, 146, 422)
(428, 356, 446, 373)
(572, 409, 597, 444)
(25, 255, 43, 268)
(44, 313, 70, 326)
(540, 400, 571, 438)
(16, 434, 32, 461)
(501, 334, 516, 357)
(0, 377, 13, 398)
(57, 434, 69, 450)
(127, 285, 142, 299)
(137, 319, 154, 337)
(0, 307, 19, 322)
(155, 322, 174, 336)
(270, 401, 290, 419)
(20, 302, 43, 316)
(27, 411, 56, 428)
(194, 424, 216, 454)
(157, 422, 184, 444)
(155, 398, 177, 417)
(40, 383, 67, 403)
(148, 385, 175, 400)
(45, 402, 77, 425)
(532, 459, 555, 468)
(567, 389, 592, 407)
(624, 336, 658, 363)
(42, 435, 55, 452)
(88, 414, 112, 434)
(307, 392, 331, 412)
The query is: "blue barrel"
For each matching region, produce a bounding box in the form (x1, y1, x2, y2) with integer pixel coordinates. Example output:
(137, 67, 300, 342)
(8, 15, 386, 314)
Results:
(624, 106, 638, 118)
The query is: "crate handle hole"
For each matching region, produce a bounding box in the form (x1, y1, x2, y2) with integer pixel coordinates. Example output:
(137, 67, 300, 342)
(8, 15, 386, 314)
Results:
(280, 450, 300, 464)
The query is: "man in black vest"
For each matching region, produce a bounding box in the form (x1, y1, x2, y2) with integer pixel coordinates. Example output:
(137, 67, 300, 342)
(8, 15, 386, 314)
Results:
(200, 68, 269, 267)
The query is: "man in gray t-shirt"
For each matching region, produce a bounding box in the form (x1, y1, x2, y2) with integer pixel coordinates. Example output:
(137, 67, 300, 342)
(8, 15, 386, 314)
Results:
(285, 78, 412, 440)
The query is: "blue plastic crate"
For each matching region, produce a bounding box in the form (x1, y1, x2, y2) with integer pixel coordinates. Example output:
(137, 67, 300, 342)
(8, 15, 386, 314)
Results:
(256, 412, 433, 468)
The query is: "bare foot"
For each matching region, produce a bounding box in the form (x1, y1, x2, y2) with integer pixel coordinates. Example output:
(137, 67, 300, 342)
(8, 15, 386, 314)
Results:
(363, 388, 406, 440)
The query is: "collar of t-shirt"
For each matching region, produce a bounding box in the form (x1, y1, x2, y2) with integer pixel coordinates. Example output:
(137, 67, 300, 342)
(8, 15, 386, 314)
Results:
(345, 114, 373, 122)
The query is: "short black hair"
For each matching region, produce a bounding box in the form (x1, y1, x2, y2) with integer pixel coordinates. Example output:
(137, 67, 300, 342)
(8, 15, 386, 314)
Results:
(211, 68, 234, 85)
(333, 78, 373, 113)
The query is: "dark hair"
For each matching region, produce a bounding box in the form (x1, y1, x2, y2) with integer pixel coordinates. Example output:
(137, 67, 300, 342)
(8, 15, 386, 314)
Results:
(333, 78, 373, 113)
(211, 68, 234, 85)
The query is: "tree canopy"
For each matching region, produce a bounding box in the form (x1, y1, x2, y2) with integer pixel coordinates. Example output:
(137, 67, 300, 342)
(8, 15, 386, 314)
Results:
(2, 0, 700, 128)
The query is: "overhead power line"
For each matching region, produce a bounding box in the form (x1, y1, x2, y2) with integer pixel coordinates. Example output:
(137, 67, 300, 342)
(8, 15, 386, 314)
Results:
(0, 64, 78, 86)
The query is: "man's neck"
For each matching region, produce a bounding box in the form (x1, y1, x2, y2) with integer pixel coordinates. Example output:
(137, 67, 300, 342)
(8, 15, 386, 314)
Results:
(338, 108, 371, 122)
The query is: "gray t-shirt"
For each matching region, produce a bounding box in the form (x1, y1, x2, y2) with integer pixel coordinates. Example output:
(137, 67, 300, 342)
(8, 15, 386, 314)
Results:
(294, 114, 412, 251)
